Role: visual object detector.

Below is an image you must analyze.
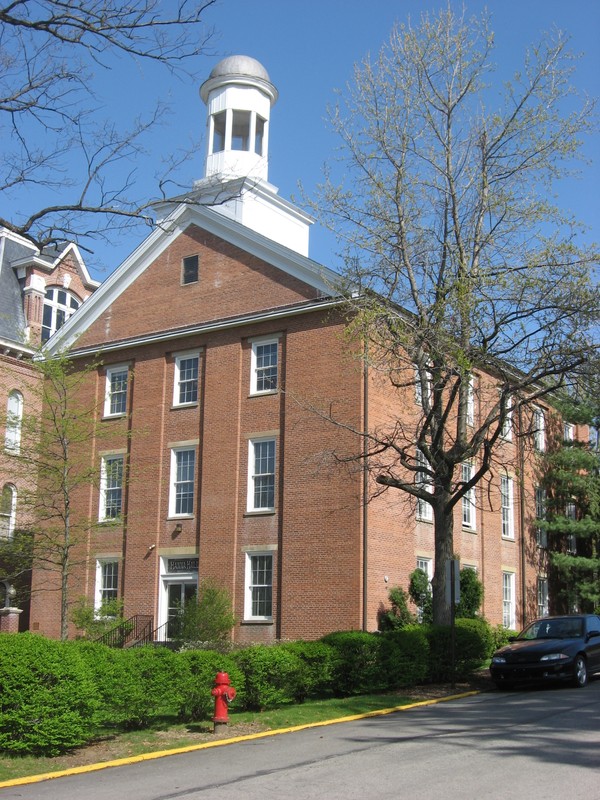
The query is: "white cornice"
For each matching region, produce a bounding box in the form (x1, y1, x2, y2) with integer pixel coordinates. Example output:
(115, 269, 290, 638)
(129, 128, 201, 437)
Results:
(45, 202, 341, 355)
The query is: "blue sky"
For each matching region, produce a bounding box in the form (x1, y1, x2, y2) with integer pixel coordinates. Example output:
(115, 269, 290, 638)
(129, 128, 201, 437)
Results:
(72, 0, 600, 279)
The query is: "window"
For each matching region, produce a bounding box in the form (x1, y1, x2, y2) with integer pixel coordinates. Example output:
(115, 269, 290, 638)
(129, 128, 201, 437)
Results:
(41, 287, 80, 342)
(500, 395, 512, 440)
(416, 557, 433, 581)
(251, 339, 278, 394)
(212, 111, 226, 152)
(248, 438, 275, 512)
(533, 407, 546, 452)
(501, 475, 514, 539)
(502, 571, 516, 629)
(563, 422, 574, 442)
(535, 487, 547, 548)
(254, 115, 265, 155)
(182, 255, 199, 285)
(170, 447, 196, 516)
(0, 484, 16, 540)
(461, 463, 476, 529)
(537, 577, 549, 618)
(231, 110, 251, 150)
(174, 353, 199, 406)
(466, 376, 475, 426)
(414, 364, 432, 406)
(4, 390, 23, 452)
(104, 366, 128, 417)
(99, 455, 124, 521)
(244, 552, 273, 620)
(416, 449, 433, 521)
(95, 560, 119, 611)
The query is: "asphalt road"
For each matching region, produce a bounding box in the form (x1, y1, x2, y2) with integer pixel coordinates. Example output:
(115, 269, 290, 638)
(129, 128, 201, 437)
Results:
(3, 681, 599, 800)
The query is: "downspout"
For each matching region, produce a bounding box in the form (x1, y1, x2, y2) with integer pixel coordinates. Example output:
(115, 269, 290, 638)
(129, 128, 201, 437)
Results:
(517, 404, 527, 626)
(362, 343, 369, 631)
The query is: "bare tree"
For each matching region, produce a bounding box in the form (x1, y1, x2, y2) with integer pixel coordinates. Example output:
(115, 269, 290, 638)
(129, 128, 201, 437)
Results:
(0, 0, 216, 253)
(309, 8, 599, 624)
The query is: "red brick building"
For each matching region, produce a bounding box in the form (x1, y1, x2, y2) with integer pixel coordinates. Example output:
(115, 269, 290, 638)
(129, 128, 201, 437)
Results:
(28, 56, 568, 642)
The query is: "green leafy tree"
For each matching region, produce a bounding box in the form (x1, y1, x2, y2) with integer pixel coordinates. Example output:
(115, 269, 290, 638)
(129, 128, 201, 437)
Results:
(309, 7, 599, 624)
(177, 578, 236, 647)
(378, 585, 415, 630)
(455, 568, 484, 619)
(409, 568, 433, 624)
(542, 388, 600, 613)
(2, 351, 113, 639)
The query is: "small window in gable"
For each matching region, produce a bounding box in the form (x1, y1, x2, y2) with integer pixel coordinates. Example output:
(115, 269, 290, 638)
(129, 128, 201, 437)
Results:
(182, 255, 199, 285)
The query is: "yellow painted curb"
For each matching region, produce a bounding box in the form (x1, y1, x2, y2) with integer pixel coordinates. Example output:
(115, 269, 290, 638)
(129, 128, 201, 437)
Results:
(0, 690, 479, 789)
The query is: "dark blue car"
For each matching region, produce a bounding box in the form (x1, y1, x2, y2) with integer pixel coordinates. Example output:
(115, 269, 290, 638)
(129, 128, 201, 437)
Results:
(490, 614, 600, 689)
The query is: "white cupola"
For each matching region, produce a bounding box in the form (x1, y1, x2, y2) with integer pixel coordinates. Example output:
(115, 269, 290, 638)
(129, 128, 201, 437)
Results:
(200, 55, 278, 183)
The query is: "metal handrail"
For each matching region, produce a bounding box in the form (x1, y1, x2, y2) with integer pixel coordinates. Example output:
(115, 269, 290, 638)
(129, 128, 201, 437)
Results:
(96, 614, 153, 648)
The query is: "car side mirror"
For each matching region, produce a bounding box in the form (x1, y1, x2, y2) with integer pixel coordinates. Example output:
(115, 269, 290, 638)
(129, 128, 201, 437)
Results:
(586, 630, 600, 641)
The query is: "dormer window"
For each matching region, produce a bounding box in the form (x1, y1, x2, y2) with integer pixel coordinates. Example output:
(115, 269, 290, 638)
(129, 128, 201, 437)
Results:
(42, 287, 80, 342)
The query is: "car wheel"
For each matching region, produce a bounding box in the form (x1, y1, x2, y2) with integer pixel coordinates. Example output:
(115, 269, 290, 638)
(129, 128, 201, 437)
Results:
(573, 655, 587, 688)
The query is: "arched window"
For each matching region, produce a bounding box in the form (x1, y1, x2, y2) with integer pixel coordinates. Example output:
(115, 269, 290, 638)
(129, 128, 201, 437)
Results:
(41, 287, 80, 342)
(0, 484, 16, 540)
(4, 390, 23, 452)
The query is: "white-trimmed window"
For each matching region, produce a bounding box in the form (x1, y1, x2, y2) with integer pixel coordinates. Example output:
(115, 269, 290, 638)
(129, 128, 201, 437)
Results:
(173, 353, 199, 406)
(99, 455, 124, 521)
(244, 551, 273, 620)
(104, 366, 128, 417)
(466, 376, 475, 426)
(500, 395, 512, 440)
(535, 487, 547, 548)
(251, 338, 279, 395)
(501, 475, 514, 540)
(4, 390, 23, 452)
(533, 407, 546, 452)
(563, 422, 574, 442)
(537, 577, 549, 618)
(169, 447, 196, 516)
(461, 463, 476, 529)
(414, 364, 432, 406)
(95, 560, 119, 611)
(0, 484, 16, 540)
(41, 287, 80, 342)
(247, 438, 276, 512)
(416, 557, 433, 581)
(502, 571, 516, 629)
(416, 449, 433, 521)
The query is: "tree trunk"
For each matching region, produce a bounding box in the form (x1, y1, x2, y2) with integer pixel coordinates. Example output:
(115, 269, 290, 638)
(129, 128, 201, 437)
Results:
(432, 494, 454, 625)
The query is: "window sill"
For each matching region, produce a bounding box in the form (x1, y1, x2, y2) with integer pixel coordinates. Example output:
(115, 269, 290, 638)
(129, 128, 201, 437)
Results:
(462, 526, 477, 533)
(502, 535, 516, 542)
(249, 390, 278, 398)
(102, 413, 126, 421)
(166, 515, 194, 521)
(244, 510, 276, 517)
(171, 403, 199, 411)
(241, 619, 274, 625)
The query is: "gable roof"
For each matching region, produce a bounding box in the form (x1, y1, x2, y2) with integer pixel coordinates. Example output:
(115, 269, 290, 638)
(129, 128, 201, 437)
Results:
(45, 201, 341, 355)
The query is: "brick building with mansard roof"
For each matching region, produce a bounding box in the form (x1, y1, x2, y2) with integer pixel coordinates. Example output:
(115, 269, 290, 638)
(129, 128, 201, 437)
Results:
(29, 56, 564, 642)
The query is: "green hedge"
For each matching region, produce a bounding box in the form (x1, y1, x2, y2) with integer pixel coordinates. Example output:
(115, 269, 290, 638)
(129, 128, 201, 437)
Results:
(320, 631, 386, 696)
(232, 645, 306, 710)
(178, 650, 246, 721)
(0, 634, 99, 755)
(423, 618, 492, 681)
(379, 626, 429, 688)
(277, 640, 339, 700)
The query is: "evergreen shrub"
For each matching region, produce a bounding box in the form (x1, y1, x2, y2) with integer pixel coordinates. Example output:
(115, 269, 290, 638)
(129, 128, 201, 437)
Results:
(178, 650, 245, 721)
(277, 640, 339, 700)
(320, 631, 384, 696)
(379, 626, 429, 688)
(232, 645, 306, 710)
(0, 633, 99, 755)
(424, 618, 493, 681)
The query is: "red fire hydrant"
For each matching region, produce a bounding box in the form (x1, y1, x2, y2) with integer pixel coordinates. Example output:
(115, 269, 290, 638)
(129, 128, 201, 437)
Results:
(211, 671, 236, 732)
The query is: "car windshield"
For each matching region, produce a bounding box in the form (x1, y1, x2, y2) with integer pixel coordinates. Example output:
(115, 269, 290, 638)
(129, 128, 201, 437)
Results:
(518, 618, 584, 640)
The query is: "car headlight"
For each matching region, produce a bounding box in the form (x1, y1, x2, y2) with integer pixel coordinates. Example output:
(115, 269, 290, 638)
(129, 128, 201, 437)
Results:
(540, 653, 569, 662)
(491, 656, 507, 664)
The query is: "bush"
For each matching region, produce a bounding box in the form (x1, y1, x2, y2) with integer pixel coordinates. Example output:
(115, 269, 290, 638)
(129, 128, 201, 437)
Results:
(232, 645, 306, 710)
(320, 631, 385, 696)
(178, 579, 236, 647)
(455, 569, 484, 619)
(424, 618, 494, 681)
(0, 633, 99, 755)
(379, 626, 429, 688)
(68, 640, 146, 729)
(121, 646, 186, 726)
(277, 641, 339, 700)
(178, 650, 245, 721)
(71, 597, 127, 640)
(409, 569, 433, 623)
(378, 586, 416, 631)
